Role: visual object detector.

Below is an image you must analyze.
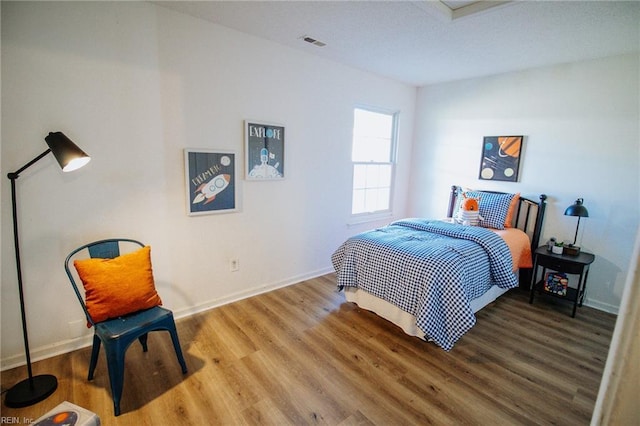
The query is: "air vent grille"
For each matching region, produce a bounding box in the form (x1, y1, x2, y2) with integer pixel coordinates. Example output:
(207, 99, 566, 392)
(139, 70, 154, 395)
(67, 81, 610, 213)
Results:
(300, 35, 326, 47)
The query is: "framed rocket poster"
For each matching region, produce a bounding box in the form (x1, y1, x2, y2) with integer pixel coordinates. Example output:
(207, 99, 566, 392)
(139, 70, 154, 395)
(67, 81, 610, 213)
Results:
(245, 120, 285, 180)
(478, 135, 523, 182)
(184, 149, 238, 216)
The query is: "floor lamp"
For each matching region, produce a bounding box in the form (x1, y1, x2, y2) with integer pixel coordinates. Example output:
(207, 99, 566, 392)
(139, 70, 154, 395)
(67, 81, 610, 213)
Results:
(5, 131, 90, 408)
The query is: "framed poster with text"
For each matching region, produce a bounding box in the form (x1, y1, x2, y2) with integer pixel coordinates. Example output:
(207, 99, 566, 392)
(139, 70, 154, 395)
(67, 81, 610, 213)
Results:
(184, 149, 238, 216)
(245, 120, 285, 180)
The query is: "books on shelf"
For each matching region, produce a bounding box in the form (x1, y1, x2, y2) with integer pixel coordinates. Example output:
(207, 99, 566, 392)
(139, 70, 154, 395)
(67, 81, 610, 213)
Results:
(544, 272, 569, 296)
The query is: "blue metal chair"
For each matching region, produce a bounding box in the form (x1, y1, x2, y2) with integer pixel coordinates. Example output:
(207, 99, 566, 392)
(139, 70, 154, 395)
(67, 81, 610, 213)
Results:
(64, 238, 187, 416)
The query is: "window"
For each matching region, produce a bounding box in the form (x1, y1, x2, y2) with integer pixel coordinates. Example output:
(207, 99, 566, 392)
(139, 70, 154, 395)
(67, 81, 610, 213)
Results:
(351, 107, 398, 217)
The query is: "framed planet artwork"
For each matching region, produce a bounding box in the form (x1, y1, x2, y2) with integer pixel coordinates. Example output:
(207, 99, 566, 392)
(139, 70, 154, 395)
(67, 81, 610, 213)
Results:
(478, 135, 523, 182)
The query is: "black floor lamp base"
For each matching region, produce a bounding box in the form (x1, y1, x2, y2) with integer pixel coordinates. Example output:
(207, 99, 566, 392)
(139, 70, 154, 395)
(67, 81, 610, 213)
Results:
(4, 374, 57, 408)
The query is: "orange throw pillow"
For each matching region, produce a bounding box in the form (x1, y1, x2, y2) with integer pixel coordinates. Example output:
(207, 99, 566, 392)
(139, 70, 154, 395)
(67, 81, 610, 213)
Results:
(74, 245, 162, 325)
(504, 193, 520, 228)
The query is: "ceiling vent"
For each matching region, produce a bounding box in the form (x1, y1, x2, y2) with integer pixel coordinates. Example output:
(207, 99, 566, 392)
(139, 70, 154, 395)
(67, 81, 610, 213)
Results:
(300, 35, 326, 47)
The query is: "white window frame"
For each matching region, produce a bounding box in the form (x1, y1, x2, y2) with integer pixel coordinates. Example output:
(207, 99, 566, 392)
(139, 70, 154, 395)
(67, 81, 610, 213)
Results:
(349, 106, 399, 224)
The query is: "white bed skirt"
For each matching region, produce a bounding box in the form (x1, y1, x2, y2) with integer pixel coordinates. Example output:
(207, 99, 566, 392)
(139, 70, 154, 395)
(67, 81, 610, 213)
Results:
(343, 285, 509, 340)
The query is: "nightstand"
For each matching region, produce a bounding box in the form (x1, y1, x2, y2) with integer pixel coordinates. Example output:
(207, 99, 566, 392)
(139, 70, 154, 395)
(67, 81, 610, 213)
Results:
(529, 246, 595, 317)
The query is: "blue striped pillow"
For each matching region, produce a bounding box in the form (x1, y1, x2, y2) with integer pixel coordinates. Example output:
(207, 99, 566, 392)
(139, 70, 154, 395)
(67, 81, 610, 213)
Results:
(464, 191, 517, 230)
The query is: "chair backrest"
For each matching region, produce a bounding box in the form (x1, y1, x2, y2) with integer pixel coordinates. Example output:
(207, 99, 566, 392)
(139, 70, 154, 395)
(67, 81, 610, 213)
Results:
(64, 238, 145, 326)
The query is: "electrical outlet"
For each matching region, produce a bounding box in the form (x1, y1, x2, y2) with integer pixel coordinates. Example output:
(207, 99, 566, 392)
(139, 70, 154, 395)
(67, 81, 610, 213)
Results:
(230, 258, 239, 272)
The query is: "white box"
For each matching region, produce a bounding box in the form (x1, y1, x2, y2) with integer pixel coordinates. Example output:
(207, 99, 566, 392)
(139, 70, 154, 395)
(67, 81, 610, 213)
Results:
(33, 401, 100, 426)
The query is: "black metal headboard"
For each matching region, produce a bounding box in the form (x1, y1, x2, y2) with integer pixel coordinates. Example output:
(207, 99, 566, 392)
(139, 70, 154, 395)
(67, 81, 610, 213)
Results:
(446, 185, 547, 253)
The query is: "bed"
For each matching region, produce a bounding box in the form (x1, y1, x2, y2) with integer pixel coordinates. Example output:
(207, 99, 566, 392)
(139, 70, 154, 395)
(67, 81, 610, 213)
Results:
(331, 185, 547, 351)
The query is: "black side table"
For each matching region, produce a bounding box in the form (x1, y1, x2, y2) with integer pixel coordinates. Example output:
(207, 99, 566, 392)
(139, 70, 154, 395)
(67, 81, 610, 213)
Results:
(529, 246, 595, 317)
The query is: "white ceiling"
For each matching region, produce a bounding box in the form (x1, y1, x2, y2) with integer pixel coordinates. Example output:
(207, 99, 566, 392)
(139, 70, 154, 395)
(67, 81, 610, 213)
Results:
(153, 1, 640, 87)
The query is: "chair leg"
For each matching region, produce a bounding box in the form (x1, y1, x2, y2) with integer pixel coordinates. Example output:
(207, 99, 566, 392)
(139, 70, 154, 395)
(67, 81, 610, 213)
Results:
(88, 334, 101, 380)
(168, 328, 188, 374)
(138, 333, 149, 352)
(104, 345, 126, 416)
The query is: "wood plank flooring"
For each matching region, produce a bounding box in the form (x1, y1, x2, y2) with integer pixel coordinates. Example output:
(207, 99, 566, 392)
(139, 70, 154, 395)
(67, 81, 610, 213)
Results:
(1, 273, 616, 425)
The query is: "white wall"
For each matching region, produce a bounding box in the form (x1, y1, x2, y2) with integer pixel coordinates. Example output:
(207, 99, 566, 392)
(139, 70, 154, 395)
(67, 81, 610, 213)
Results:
(1, 2, 416, 368)
(410, 53, 640, 313)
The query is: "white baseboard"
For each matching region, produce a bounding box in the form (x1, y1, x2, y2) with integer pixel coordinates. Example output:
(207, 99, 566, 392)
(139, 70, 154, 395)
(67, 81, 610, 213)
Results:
(1, 335, 95, 371)
(584, 299, 619, 315)
(1, 267, 335, 371)
(172, 267, 334, 320)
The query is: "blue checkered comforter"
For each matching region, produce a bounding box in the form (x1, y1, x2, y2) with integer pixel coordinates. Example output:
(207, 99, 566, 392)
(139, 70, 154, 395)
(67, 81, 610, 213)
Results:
(331, 219, 518, 351)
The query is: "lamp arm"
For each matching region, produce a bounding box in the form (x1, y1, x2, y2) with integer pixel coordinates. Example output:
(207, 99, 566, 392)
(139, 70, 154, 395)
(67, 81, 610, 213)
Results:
(7, 148, 52, 180)
(573, 216, 582, 246)
(6, 148, 53, 384)
(9, 175, 35, 382)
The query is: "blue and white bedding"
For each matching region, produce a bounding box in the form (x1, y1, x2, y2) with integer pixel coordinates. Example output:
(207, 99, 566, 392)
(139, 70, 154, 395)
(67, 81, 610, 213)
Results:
(331, 219, 518, 351)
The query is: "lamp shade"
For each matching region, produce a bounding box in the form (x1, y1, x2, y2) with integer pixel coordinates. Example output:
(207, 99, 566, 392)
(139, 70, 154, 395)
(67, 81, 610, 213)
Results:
(564, 198, 589, 218)
(45, 132, 91, 172)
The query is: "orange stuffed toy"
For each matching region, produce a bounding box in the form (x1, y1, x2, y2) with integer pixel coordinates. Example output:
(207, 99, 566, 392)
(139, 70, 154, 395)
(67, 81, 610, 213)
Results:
(456, 193, 484, 226)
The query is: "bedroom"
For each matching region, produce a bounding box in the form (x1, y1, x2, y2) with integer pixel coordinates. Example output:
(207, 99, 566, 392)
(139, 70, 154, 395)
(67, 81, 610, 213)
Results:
(1, 0, 638, 423)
